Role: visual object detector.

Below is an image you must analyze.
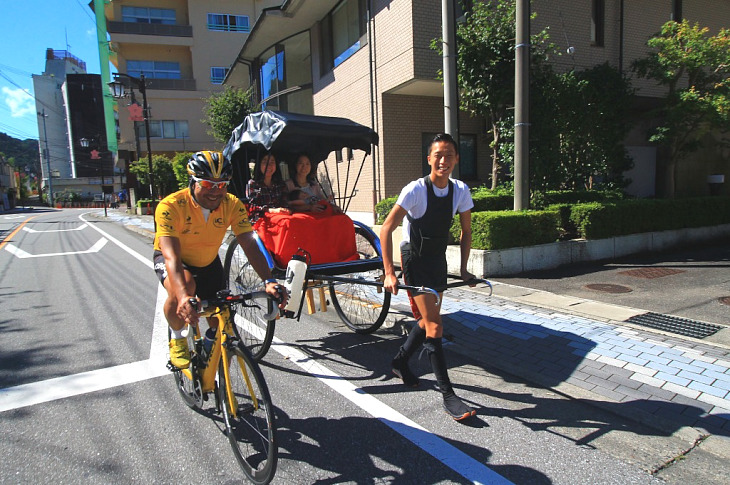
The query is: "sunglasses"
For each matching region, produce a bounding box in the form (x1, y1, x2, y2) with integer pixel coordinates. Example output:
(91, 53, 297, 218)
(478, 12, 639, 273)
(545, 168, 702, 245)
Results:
(194, 177, 230, 189)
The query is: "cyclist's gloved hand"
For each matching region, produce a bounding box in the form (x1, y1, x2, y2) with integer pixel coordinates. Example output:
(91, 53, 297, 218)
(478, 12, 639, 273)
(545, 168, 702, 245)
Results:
(177, 295, 200, 326)
(264, 281, 287, 309)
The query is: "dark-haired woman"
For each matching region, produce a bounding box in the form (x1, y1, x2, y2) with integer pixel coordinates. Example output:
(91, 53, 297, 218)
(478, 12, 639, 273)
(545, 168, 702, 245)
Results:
(246, 152, 290, 222)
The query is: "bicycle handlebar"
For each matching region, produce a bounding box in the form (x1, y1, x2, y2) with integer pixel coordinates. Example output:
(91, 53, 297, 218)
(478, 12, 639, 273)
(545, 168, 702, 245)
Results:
(189, 289, 281, 321)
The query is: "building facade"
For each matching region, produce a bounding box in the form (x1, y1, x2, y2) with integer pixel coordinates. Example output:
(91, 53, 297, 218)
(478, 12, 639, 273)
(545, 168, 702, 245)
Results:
(221, 0, 729, 221)
(99, 0, 283, 176)
(33, 49, 122, 203)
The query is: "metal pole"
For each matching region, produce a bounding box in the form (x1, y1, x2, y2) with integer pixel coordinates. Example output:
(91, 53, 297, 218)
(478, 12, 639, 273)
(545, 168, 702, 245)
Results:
(514, 0, 530, 211)
(39, 109, 54, 207)
(100, 138, 107, 217)
(139, 74, 157, 200)
(442, 0, 459, 145)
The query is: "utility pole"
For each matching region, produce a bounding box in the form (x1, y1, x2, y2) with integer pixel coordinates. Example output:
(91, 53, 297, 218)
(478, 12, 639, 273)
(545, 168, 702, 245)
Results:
(442, 0, 459, 177)
(38, 109, 54, 207)
(514, 0, 530, 210)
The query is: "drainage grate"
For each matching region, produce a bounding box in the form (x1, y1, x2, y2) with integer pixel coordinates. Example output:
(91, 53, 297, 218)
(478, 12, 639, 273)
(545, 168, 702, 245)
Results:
(625, 312, 723, 339)
(618, 267, 685, 279)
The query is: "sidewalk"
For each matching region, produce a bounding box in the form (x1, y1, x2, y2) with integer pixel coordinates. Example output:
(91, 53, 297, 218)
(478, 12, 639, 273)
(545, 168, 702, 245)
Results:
(96, 207, 730, 441)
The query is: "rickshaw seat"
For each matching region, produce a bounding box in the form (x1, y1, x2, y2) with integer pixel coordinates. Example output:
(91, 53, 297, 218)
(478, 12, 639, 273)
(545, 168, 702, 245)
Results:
(254, 209, 358, 268)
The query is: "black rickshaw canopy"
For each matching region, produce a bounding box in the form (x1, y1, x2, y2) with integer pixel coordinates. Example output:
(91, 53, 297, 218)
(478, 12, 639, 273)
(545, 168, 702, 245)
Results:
(223, 110, 378, 166)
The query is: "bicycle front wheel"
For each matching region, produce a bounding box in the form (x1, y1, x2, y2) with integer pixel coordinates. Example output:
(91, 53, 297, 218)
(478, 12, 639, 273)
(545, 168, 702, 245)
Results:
(224, 237, 276, 361)
(219, 342, 278, 484)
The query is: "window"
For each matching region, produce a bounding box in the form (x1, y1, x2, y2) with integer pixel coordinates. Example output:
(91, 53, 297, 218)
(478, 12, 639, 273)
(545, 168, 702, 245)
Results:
(421, 133, 477, 180)
(321, 0, 366, 71)
(138, 120, 189, 139)
(122, 6, 176, 24)
(210, 67, 229, 84)
(255, 31, 313, 113)
(127, 60, 181, 79)
(208, 13, 250, 32)
(591, 0, 605, 47)
(259, 46, 285, 110)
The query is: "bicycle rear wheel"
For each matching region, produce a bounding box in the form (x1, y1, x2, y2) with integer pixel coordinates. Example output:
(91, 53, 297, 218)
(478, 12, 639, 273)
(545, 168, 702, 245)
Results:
(219, 342, 278, 484)
(224, 237, 276, 361)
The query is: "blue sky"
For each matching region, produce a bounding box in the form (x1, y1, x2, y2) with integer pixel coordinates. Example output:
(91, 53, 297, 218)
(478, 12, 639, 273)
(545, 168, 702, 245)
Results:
(0, 0, 103, 141)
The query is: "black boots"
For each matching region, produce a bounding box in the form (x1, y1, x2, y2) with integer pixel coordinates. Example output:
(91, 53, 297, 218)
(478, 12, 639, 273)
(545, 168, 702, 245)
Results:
(391, 324, 426, 387)
(423, 337, 476, 421)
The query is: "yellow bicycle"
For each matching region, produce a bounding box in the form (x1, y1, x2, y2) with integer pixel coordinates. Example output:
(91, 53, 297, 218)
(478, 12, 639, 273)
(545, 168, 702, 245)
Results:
(168, 290, 279, 484)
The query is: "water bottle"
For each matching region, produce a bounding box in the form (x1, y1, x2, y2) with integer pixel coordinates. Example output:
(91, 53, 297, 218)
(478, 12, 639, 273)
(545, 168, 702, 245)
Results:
(284, 253, 307, 313)
(202, 327, 216, 359)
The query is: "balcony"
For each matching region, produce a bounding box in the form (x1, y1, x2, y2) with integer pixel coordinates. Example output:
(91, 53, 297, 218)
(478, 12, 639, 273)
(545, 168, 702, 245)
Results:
(139, 78, 197, 92)
(108, 21, 192, 37)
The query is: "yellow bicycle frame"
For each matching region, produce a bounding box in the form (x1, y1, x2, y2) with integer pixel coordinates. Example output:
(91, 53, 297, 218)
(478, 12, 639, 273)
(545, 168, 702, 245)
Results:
(182, 306, 259, 418)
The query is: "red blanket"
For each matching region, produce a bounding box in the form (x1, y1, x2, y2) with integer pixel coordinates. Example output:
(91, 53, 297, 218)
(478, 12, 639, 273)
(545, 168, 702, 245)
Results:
(254, 208, 358, 267)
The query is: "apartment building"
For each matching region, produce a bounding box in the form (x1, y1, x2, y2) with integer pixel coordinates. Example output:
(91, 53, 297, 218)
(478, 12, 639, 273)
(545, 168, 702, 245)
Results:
(100, 0, 282, 176)
(220, 0, 728, 220)
(33, 49, 120, 203)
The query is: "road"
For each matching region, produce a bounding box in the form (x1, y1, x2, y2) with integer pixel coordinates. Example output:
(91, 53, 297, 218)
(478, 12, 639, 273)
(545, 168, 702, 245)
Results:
(0, 208, 719, 483)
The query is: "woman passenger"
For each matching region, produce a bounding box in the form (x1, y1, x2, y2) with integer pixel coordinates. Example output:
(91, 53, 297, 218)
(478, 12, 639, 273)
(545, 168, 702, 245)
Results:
(246, 152, 290, 222)
(285, 154, 342, 214)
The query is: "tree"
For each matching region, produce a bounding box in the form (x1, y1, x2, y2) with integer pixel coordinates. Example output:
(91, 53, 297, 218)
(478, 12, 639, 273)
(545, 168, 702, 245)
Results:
(171, 152, 193, 189)
(130, 154, 177, 198)
(531, 63, 634, 192)
(440, 0, 551, 188)
(202, 86, 255, 143)
(633, 20, 730, 197)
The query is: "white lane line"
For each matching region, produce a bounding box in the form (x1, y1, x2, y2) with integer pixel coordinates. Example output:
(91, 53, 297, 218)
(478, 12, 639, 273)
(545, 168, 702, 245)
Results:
(0, 283, 169, 413)
(23, 224, 88, 233)
(79, 212, 153, 269)
(4, 238, 108, 258)
(270, 337, 513, 485)
(0, 360, 169, 413)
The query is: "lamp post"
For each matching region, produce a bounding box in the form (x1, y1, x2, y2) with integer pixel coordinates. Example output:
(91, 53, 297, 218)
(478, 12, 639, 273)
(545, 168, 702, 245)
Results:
(80, 136, 107, 217)
(108, 72, 156, 201)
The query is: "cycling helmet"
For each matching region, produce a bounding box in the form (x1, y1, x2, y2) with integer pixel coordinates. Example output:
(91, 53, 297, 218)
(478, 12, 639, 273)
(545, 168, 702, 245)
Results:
(187, 151, 232, 180)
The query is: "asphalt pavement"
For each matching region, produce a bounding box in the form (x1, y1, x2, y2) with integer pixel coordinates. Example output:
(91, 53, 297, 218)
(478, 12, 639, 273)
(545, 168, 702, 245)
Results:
(79, 207, 730, 466)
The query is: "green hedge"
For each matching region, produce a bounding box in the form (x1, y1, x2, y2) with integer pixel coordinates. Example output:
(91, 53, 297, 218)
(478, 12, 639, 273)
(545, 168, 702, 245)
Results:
(450, 210, 559, 250)
(570, 197, 730, 239)
(376, 192, 730, 250)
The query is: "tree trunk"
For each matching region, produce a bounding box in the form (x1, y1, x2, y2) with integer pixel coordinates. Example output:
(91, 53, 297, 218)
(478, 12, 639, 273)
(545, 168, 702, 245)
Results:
(490, 122, 501, 190)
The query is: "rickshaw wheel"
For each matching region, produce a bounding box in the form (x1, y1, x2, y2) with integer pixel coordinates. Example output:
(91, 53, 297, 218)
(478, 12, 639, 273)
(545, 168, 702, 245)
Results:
(329, 226, 391, 334)
(224, 236, 276, 361)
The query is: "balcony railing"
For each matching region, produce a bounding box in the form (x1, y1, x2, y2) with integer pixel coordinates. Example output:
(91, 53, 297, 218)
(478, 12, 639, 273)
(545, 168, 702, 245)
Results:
(144, 78, 197, 91)
(108, 21, 193, 37)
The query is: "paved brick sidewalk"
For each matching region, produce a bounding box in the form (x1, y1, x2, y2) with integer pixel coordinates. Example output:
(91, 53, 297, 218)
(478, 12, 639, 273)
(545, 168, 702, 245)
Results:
(391, 286, 730, 437)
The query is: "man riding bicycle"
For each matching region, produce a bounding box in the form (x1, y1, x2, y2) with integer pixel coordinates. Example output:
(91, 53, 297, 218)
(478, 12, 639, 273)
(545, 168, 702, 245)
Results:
(153, 151, 287, 369)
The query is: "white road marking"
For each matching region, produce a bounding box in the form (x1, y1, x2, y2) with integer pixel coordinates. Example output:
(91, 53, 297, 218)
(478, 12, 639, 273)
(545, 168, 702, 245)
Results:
(79, 212, 154, 268)
(270, 337, 512, 485)
(23, 224, 88, 233)
(4, 238, 108, 258)
(0, 283, 168, 413)
(3, 214, 509, 484)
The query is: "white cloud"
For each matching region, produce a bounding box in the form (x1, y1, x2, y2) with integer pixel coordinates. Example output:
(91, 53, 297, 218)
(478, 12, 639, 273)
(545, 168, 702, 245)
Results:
(2, 87, 35, 118)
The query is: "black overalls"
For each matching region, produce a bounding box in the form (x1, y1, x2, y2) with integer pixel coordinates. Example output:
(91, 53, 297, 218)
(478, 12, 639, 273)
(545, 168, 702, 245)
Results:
(401, 176, 454, 295)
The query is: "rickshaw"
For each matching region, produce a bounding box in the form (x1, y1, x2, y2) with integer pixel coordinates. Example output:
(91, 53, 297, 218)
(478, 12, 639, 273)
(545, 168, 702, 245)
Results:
(222, 111, 407, 360)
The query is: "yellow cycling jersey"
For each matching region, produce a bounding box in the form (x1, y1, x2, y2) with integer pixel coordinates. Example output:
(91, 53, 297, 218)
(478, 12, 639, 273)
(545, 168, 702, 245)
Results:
(153, 188, 252, 267)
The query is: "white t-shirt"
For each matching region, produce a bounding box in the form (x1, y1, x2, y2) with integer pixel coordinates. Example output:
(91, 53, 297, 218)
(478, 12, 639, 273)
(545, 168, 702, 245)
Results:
(396, 177, 474, 243)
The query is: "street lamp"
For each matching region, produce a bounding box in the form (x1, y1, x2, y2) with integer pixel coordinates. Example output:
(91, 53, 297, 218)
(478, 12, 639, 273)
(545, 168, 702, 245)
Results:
(80, 136, 107, 217)
(108, 72, 157, 201)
